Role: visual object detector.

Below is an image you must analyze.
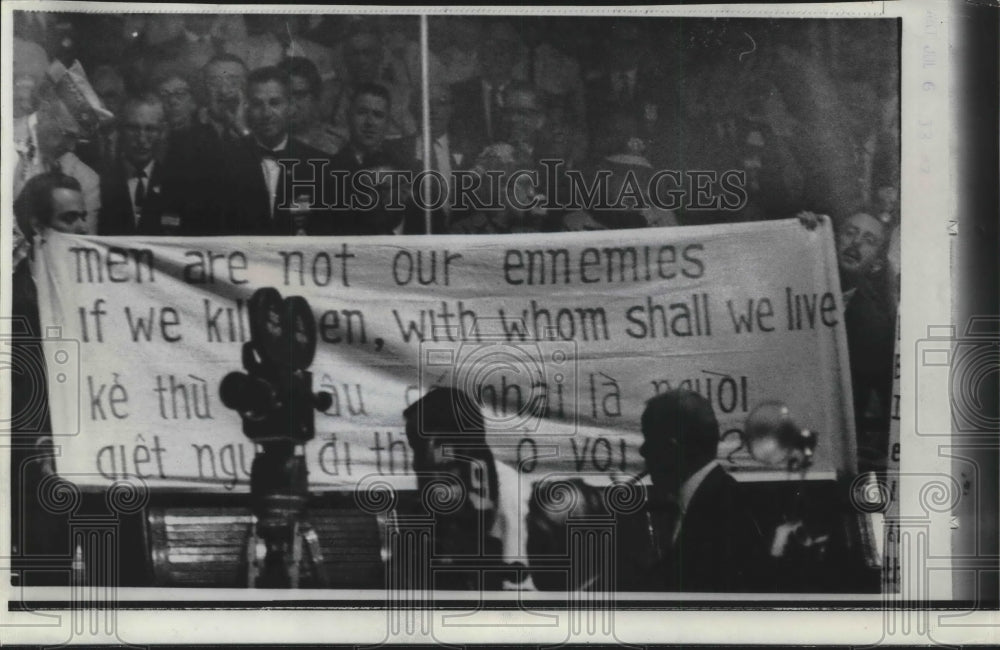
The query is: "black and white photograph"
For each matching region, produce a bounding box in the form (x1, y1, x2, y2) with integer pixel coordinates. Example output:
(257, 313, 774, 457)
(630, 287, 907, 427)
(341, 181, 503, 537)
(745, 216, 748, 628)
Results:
(1, 1, 996, 646)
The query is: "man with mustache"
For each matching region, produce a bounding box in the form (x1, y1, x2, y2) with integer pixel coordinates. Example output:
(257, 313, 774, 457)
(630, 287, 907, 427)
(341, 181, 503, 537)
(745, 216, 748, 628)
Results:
(11, 172, 90, 584)
(836, 211, 896, 471)
(799, 208, 895, 471)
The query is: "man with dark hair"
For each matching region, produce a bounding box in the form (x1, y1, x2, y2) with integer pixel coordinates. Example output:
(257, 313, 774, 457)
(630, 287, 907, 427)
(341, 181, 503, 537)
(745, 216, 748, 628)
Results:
(402, 387, 505, 590)
(496, 82, 546, 160)
(159, 53, 250, 234)
(279, 56, 345, 155)
(98, 94, 176, 235)
(14, 171, 89, 240)
(201, 53, 252, 138)
(327, 83, 407, 235)
(334, 82, 393, 163)
(11, 171, 88, 449)
(11, 172, 86, 439)
(639, 389, 768, 592)
(836, 210, 896, 471)
(223, 66, 334, 235)
(11, 171, 87, 584)
(152, 64, 199, 134)
(332, 22, 416, 139)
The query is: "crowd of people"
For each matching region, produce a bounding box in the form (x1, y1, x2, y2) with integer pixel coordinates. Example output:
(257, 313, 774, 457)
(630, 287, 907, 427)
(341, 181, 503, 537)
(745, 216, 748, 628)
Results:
(9, 12, 901, 583)
(12, 13, 899, 236)
(11, 11, 901, 465)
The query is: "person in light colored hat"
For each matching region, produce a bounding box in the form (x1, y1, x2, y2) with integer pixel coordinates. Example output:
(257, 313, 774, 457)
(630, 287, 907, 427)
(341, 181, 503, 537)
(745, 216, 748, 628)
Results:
(13, 98, 101, 234)
(13, 16, 49, 119)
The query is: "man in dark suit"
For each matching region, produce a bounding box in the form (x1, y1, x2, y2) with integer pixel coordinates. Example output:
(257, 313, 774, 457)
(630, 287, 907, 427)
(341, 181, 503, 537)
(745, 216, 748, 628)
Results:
(388, 82, 476, 233)
(640, 389, 769, 592)
(327, 83, 408, 235)
(584, 20, 670, 166)
(98, 94, 176, 235)
(221, 66, 334, 236)
(836, 211, 896, 471)
(11, 172, 89, 584)
(449, 20, 523, 157)
(159, 54, 250, 235)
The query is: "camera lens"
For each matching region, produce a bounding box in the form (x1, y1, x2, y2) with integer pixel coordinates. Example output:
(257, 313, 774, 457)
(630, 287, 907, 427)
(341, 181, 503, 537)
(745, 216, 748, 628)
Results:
(220, 372, 277, 420)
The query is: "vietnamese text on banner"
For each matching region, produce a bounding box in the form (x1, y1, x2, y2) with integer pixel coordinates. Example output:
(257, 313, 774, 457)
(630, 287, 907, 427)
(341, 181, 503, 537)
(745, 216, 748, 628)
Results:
(34, 220, 856, 490)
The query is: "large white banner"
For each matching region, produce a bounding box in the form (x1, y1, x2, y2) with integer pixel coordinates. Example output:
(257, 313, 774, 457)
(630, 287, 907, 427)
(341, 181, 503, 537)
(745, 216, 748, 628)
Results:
(34, 220, 855, 491)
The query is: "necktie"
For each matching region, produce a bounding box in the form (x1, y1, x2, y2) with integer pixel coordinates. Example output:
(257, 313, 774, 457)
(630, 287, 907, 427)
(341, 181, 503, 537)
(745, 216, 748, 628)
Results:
(133, 169, 146, 212)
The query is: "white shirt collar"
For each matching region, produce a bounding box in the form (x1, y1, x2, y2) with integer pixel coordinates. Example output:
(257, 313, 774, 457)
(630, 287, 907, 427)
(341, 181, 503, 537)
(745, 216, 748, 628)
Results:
(843, 286, 857, 306)
(678, 459, 720, 515)
(127, 158, 156, 178)
(257, 135, 289, 153)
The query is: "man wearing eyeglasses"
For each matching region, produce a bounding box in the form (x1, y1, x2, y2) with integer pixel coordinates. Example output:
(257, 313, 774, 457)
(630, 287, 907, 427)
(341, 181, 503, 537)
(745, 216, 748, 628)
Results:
(97, 94, 175, 235)
(153, 65, 199, 134)
(279, 56, 346, 156)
